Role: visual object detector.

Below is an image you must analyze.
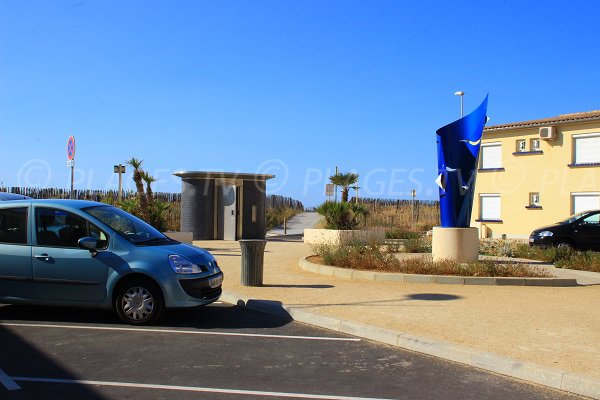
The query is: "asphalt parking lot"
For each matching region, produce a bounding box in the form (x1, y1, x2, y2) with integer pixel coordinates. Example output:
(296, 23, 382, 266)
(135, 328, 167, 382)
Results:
(0, 303, 582, 400)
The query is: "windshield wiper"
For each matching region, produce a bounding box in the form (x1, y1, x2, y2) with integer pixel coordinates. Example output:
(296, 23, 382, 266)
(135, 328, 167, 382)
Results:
(136, 237, 176, 246)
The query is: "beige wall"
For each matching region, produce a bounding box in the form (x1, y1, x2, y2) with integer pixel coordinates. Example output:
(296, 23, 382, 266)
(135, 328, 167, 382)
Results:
(471, 121, 600, 238)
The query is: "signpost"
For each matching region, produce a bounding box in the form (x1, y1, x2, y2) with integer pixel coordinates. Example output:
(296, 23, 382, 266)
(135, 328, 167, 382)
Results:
(66, 136, 76, 199)
(325, 183, 334, 202)
(114, 164, 126, 201)
(410, 189, 417, 228)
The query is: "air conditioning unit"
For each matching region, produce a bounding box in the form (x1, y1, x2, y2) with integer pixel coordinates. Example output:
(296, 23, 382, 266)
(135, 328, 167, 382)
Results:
(539, 126, 556, 140)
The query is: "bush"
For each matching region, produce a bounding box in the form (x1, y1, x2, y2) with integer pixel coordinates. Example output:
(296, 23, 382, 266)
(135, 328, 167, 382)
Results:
(402, 237, 432, 253)
(386, 227, 420, 239)
(266, 207, 300, 231)
(119, 197, 171, 232)
(479, 239, 600, 272)
(316, 202, 368, 230)
(311, 242, 550, 277)
(555, 251, 600, 272)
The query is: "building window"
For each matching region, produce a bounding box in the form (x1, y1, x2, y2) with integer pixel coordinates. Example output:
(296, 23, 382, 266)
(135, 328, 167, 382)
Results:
(480, 143, 502, 169)
(573, 133, 600, 165)
(531, 138, 541, 151)
(572, 192, 600, 214)
(530, 192, 540, 207)
(479, 194, 501, 221)
(516, 140, 526, 152)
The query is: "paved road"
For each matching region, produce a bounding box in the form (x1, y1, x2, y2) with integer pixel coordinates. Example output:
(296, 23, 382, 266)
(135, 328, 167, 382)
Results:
(268, 212, 322, 237)
(0, 303, 581, 400)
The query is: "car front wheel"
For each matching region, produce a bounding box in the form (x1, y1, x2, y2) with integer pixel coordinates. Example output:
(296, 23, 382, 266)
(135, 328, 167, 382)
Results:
(556, 240, 574, 250)
(115, 279, 164, 325)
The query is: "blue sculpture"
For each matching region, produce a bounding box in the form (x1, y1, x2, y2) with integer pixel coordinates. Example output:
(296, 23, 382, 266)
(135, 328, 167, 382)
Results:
(436, 95, 488, 227)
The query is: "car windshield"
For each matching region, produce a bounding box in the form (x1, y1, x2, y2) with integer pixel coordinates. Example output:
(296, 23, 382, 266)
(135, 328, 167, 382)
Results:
(83, 205, 169, 245)
(561, 211, 591, 224)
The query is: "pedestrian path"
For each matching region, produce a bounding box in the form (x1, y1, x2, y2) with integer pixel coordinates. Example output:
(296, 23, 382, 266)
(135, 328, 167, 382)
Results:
(267, 212, 322, 236)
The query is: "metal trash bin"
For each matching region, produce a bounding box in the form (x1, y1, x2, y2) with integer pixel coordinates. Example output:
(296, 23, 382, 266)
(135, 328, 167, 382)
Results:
(239, 239, 267, 286)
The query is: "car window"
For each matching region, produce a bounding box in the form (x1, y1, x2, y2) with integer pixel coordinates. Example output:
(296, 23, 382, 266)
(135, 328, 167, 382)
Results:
(35, 207, 109, 248)
(582, 213, 600, 225)
(83, 205, 167, 245)
(0, 207, 28, 245)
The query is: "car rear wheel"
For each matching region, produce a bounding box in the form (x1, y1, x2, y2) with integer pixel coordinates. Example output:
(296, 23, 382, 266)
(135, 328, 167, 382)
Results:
(115, 279, 164, 325)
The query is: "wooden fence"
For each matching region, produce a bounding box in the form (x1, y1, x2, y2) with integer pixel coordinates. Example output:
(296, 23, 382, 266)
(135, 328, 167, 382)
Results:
(351, 197, 440, 229)
(1, 187, 303, 231)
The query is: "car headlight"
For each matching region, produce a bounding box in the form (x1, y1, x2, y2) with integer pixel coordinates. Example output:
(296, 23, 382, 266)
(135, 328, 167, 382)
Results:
(537, 231, 554, 237)
(168, 255, 203, 274)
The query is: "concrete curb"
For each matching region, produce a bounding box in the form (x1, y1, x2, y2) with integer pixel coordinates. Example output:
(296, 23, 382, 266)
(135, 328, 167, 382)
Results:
(220, 290, 600, 399)
(299, 257, 579, 287)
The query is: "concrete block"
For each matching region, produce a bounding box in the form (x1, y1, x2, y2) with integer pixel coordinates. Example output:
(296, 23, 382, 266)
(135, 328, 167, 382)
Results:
(352, 270, 377, 281)
(469, 351, 522, 377)
(524, 278, 555, 287)
(317, 265, 335, 277)
(288, 308, 342, 331)
(374, 272, 405, 282)
(495, 278, 526, 286)
(333, 267, 353, 279)
(513, 363, 565, 391)
(397, 333, 472, 364)
(434, 275, 465, 285)
(432, 227, 479, 262)
(339, 321, 400, 346)
(299, 257, 319, 273)
(402, 274, 434, 284)
(464, 277, 497, 285)
(552, 279, 578, 287)
(562, 372, 600, 399)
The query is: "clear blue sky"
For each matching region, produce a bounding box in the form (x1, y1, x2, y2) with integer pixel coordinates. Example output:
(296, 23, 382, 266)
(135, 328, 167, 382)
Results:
(1, 0, 599, 206)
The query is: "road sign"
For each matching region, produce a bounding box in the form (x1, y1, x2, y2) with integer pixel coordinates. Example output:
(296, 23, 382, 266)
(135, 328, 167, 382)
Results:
(67, 136, 76, 160)
(325, 184, 334, 196)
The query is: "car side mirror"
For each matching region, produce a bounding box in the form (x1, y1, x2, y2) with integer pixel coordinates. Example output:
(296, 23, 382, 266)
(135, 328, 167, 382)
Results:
(78, 237, 100, 256)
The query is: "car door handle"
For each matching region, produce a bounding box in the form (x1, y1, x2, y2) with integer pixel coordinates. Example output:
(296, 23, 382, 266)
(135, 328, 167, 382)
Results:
(35, 254, 52, 261)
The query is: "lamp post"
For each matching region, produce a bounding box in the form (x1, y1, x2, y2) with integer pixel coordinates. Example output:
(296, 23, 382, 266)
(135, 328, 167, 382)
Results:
(454, 91, 464, 118)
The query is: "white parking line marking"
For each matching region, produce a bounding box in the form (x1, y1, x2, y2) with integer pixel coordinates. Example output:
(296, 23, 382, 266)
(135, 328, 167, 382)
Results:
(0, 369, 21, 391)
(10, 376, 394, 400)
(0, 323, 360, 342)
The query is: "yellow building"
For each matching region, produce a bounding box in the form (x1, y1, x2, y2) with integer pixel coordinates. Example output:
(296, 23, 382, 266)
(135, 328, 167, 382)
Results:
(471, 110, 600, 239)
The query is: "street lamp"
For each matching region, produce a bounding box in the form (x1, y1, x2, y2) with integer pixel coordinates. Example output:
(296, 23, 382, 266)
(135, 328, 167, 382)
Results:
(454, 91, 464, 118)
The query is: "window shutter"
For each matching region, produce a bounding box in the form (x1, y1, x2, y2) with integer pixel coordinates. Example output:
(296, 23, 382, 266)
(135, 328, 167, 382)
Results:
(481, 144, 502, 169)
(480, 195, 501, 220)
(575, 135, 600, 164)
(572, 193, 600, 214)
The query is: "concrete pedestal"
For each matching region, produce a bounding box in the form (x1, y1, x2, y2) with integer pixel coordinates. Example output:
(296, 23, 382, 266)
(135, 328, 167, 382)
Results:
(432, 227, 479, 263)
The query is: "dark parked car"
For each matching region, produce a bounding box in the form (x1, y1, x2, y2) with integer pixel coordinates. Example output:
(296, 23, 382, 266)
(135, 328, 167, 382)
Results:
(0, 192, 31, 201)
(529, 210, 600, 251)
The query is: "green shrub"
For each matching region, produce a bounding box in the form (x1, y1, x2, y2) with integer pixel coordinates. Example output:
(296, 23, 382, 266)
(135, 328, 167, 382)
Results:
(479, 239, 600, 272)
(386, 227, 420, 239)
(311, 242, 550, 277)
(266, 207, 299, 231)
(402, 237, 432, 253)
(555, 251, 600, 272)
(316, 201, 368, 230)
(118, 197, 171, 232)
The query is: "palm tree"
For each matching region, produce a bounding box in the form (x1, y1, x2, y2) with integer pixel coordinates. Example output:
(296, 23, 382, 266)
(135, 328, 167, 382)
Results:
(329, 172, 359, 203)
(141, 171, 156, 206)
(126, 157, 149, 219)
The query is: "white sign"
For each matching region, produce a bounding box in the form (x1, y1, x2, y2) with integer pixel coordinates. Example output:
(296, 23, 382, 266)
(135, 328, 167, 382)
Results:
(325, 184, 334, 196)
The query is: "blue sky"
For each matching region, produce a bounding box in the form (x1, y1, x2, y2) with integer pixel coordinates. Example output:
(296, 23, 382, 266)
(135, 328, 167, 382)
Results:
(1, 0, 599, 206)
